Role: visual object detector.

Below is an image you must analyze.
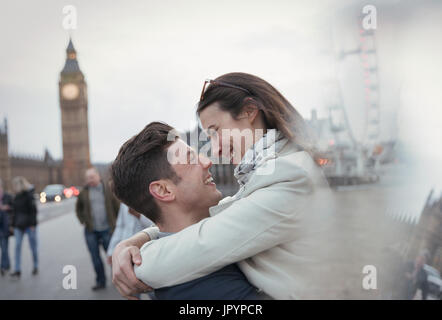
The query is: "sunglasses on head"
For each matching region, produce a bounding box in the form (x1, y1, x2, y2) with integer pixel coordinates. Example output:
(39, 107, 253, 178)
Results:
(200, 79, 251, 101)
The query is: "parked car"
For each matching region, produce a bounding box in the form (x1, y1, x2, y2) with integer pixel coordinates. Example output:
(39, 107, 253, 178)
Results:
(423, 264, 442, 299)
(40, 184, 66, 203)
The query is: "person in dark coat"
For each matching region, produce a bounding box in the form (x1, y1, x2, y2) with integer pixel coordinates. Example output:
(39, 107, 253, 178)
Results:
(401, 252, 429, 300)
(10, 176, 38, 279)
(0, 178, 13, 276)
(75, 167, 120, 290)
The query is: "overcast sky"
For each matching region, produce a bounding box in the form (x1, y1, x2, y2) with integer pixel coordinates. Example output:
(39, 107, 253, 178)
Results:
(1, 0, 441, 166)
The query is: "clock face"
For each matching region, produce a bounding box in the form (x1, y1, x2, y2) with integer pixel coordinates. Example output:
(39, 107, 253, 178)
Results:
(62, 83, 79, 100)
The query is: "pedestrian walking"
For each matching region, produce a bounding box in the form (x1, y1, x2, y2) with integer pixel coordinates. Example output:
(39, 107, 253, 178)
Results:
(10, 176, 38, 279)
(403, 252, 430, 300)
(75, 167, 120, 290)
(0, 178, 13, 276)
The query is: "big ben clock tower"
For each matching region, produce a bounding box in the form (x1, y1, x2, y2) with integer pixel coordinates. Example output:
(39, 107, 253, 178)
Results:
(59, 38, 91, 187)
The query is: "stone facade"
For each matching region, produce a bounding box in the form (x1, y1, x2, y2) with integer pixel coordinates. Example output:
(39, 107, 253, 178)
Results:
(0, 120, 62, 193)
(59, 39, 91, 187)
(10, 151, 63, 193)
(0, 119, 12, 191)
(0, 39, 91, 193)
(406, 189, 442, 272)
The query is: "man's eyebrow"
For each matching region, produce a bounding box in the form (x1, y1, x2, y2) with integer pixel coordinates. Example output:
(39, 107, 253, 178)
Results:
(207, 124, 216, 130)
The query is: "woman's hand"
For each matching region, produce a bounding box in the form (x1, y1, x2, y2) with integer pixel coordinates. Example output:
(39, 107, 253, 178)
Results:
(111, 234, 152, 300)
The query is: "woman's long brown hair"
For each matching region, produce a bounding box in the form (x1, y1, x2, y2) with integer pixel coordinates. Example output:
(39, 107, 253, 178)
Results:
(197, 72, 318, 161)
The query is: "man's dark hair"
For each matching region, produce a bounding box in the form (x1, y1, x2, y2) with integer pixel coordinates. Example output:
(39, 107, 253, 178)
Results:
(110, 122, 180, 223)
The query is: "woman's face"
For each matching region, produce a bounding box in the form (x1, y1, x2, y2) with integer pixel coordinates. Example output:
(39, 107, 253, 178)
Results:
(199, 102, 259, 164)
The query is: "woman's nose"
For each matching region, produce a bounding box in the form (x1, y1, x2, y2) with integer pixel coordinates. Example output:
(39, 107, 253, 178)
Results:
(211, 137, 222, 157)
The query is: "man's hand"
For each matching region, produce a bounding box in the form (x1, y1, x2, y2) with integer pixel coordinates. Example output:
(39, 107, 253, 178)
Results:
(111, 234, 152, 300)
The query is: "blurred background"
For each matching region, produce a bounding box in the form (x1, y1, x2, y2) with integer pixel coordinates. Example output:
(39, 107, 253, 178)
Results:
(0, 0, 441, 299)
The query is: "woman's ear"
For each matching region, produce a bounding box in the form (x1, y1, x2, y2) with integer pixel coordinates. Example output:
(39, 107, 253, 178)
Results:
(149, 181, 175, 203)
(241, 103, 260, 125)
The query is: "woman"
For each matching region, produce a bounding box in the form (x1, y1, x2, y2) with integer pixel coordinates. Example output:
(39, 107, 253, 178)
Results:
(0, 178, 13, 276)
(112, 72, 336, 299)
(106, 203, 154, 265)
(10, 176, 38, 278)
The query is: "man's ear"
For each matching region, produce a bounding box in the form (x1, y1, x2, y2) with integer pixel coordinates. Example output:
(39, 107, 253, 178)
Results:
(149, 180, 175, 202)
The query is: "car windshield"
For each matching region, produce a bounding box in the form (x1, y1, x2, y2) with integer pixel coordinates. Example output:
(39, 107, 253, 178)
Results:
(43, 185, 64, 193)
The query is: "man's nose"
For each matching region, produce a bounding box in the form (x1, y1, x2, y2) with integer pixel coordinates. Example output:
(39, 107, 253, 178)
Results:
(198, 154, 213, 169)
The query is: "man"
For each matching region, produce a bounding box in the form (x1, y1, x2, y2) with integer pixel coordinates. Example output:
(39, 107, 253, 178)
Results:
(0, 178, 13, 276)
(76, 167, 120, 290)
(110, 122, 261, 299)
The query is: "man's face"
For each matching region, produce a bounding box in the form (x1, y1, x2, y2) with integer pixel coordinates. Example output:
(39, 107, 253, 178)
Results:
(167, 139, 222, 218)
(85, 169, 100, 187)
(415, 255, 426, 268)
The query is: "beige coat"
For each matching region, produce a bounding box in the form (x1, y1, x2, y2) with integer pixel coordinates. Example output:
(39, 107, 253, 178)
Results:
(135, 141, 336, 299)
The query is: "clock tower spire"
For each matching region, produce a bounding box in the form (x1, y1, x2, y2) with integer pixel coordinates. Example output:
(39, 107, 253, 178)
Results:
(59, 38, 91, 187)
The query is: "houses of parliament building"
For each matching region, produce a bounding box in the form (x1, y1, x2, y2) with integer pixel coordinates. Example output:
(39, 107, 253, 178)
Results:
(0, 39, 91, 192)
